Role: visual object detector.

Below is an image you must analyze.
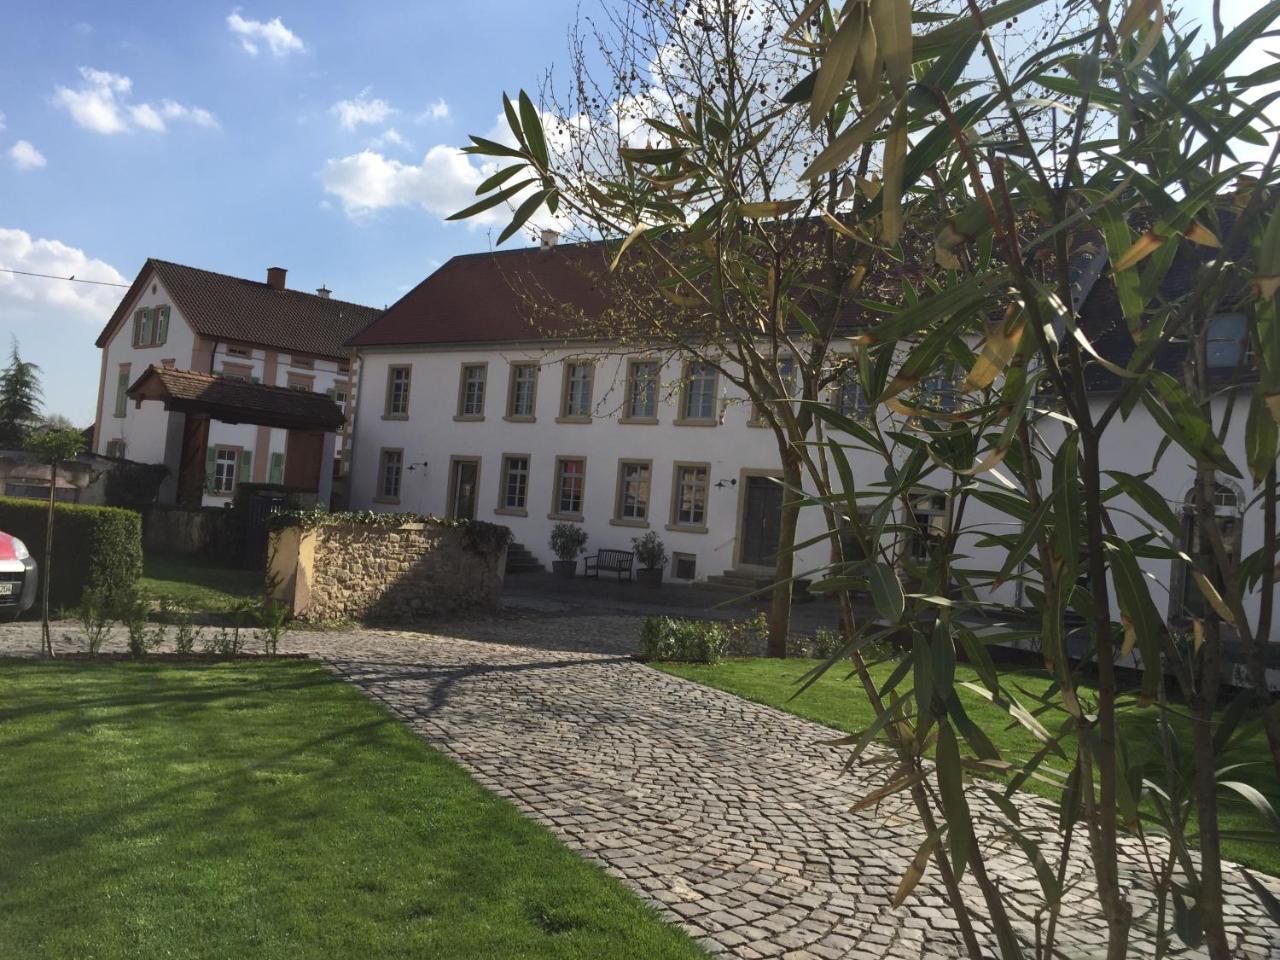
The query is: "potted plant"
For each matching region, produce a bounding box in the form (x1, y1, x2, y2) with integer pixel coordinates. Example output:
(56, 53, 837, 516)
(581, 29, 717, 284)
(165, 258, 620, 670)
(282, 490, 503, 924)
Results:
(632, 531, 668, 586)
(549, 522, 588, 578)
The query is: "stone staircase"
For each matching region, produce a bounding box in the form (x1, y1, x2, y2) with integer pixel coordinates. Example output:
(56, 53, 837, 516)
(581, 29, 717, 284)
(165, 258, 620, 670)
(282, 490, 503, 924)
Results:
(505, 541, 545, 574)
(695, 568, 772, 597)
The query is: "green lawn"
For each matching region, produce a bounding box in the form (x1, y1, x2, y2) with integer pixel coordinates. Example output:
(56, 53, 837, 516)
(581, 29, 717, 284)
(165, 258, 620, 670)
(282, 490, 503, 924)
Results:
(141, 553, 262, 611)
(656, 656, 1280, 877)
(0, 660, 704, 960)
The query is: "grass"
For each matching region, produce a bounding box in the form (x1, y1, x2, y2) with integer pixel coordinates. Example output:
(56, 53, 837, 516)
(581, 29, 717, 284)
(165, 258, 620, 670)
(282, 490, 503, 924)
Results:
(141, 553, 261, 611)
(0, 660, 704, 960)
(655, 656, 1280, 877)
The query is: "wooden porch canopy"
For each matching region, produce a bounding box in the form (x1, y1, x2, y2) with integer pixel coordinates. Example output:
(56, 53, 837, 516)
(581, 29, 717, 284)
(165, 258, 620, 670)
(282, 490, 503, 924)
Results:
(127, 365, 345, 431)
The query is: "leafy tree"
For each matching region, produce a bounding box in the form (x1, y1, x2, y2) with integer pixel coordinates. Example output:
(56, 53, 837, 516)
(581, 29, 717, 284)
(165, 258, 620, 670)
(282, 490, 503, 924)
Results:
(24, 428, 86, 657)
(0, 339, 42, 449)
(460, 0, 1280, 956)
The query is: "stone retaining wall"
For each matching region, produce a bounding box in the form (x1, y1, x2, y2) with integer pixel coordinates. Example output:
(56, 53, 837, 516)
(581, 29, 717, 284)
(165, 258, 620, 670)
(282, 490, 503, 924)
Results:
(269, 521, 507, 622)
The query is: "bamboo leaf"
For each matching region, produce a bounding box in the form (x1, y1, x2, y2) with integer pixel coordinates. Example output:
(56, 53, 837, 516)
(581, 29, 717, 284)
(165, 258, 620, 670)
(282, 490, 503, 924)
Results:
(1246, 388, 1279, 487)
(869, 560, 905, 623)
(879, 100, 909, 245)
(495, 189, 552, 246)
(741, 199, 806, 218)
(1143, 373, 1242, 477)
(850, 770, 929, 812)
(517, 90, 549, 169)
(802, 96, 896, 181)
(446, 179, 537, 222)
(1191, 570, 1239, 626)
(1103, 470, 1183, 539)
(811, 3, 868, 128)
(1242, 871, 1280, 927)
(893, 826, 947, 907)
(936, 724, 972, 880)
(870, 0, 913, 99)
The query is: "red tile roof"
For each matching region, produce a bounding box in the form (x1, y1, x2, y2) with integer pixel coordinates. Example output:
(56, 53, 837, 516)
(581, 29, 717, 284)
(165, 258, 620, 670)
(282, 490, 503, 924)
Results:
(127, 365, 346, 431)
(97, 259, 382, 359)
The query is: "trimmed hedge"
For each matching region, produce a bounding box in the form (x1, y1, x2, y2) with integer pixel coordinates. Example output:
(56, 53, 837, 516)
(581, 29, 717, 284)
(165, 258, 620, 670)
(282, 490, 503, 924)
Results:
(0, 496, 142, 612)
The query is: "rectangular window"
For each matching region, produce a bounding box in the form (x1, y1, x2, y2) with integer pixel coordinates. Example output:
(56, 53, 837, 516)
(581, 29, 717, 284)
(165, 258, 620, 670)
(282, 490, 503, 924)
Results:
(625, 360, 659, 421)
(458, 363, 487, 418)
(920, 375, 958, 412)
(131, 306, 169, 348)
(227, 345, 252, 358)
(508, 363, 538, 419)
(377, 448, 403, 501)
(212, 448, 238, 495)
(833, 369, 871, 419)
(332, 384, 350, 415)
(221, 362, 253, 382)
(500, 455, 530, 512)
(286, 373, 314, 392)
(113, 363, 131, 418)
(680, 362, 717, 423)
(671, 464, 709, 528)
(105, 438, 127, 459)
(907, 492, 948, 563)
(561, 362, 593, 419)
(385, 365, 411, 417)
(290, 355, 315, 370)
(615, 460, 651, 522)
(752, 356, 797, 422)
(672, 552, 697, 580)
(553, 457, 586, 517)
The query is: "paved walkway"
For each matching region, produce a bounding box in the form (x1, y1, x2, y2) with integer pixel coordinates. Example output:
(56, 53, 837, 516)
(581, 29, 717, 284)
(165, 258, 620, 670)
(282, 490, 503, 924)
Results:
(4, 616, 1279, 959)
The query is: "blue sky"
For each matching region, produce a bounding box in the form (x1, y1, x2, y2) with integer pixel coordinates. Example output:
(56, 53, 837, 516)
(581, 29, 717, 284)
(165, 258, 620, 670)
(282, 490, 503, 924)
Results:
(0, 0, 1266, 425)
(0, 1, 584, 424)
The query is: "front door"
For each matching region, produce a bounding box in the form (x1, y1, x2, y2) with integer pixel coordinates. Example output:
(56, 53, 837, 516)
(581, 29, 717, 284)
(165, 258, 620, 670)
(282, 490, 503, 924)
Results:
(449, 459, 479, 520)
(740, 475, 784, 567)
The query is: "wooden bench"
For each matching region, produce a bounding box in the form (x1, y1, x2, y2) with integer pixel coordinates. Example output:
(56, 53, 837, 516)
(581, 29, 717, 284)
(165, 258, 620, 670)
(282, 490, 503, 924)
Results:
(584, 549, 634, 582)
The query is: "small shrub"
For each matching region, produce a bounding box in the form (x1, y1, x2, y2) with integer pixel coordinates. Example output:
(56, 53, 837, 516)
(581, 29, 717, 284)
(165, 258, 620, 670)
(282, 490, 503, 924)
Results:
(204, 599, 256, 657)
(77, 587, 114, 656)
(631, 531, 668, 570)
(161, 598, 201, 655)
(115, 588, 162, 658)
(257, 600, 289, 655)
(638, 616, 729, 664)
(549, 522, 588, 561)
(811, 626, 846, 660)
(724, 613, 769, 656)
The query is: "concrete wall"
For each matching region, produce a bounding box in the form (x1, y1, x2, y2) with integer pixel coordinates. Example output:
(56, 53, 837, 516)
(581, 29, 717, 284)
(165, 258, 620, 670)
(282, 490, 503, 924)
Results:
(269, 520, 508, 622)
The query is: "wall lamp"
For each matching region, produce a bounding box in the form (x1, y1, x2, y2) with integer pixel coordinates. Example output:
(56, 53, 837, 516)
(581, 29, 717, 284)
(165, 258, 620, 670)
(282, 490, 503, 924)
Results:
(714, 478, 737, 489)
(406, 461, 429, 472)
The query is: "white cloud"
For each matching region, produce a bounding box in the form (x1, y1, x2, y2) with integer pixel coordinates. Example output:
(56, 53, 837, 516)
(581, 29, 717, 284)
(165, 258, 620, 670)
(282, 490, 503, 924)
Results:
(319, 147, 484, 219)
(419, 98, 449, 121)
(0, 227, 126, 323)
(0, 112, 6, 131)
(53, 66, 217, 135)
(331, 90, 395, 131)
(226, 10, 305, 57)
(367, 127, 410, 151)
(9, 140, 46, 170)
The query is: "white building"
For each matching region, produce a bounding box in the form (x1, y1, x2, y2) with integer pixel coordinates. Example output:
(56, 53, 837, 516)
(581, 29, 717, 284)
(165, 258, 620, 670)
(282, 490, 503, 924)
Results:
(345, 235, 1275, 672)
(93, 259, 380, 507)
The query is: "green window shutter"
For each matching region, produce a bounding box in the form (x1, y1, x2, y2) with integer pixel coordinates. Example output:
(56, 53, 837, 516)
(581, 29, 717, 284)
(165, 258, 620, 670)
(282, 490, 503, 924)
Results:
(140, 308, 153, 346)
(239, 450, 252, 487)
(205, 447, 217, 489)
(269, 452, 285, 485)
(114, 367, 129, 418)
(156, 305, 170, 345)
(132, 310, 143, 347)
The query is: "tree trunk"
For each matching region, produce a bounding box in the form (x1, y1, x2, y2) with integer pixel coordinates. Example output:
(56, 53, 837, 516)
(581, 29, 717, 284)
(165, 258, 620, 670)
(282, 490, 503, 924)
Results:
(767, 454, 802, 658)
(40, 461, 56, 658)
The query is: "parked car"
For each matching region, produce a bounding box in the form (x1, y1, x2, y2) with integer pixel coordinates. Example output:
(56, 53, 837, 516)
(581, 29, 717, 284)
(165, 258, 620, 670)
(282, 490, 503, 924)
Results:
(0, 531, 38, 620)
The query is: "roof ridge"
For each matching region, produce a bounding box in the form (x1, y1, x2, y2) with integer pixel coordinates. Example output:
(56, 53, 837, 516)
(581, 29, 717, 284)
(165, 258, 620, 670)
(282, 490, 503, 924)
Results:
(148, 258, 379, 311)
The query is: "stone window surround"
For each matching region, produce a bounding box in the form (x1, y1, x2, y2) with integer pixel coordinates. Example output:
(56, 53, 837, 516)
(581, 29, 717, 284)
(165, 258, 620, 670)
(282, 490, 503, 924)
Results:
(557, 361, 595, 424)
(671, 550, 697, 580)
(505, 362, 540, 422)
(620, 358, 661, 425)
(496, 452, 532, 517)
(113, 362, 131, 419)
(548, 455, 587, 521)
(286, 372, 315, 392)
(384, 365, 412, 420)
(667, 460, 710, 534)
(446, 455, 483, 520)
(455, 362, 488, 421)
(375, 447, 404, 504)
(289, 355, 316, 370)
(226, 344, 253, 358)
(220, 361, 254, 382)
(674, 360, 719, 427)
(611, 458, 652, 528)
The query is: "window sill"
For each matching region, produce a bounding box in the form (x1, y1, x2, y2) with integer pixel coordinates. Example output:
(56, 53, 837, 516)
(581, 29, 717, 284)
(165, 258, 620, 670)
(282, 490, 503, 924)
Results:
(504, 415, 536, 423)
(453, 414, 485, 422)
(547, 513, 585, 523)
(609, 517, 650, 528)
(495, 506, 528, 517)
(619, 416, 659, 425)
(665, 523, 708, 535)
(672, 418, 717, 427)
(373, 496, 401, 505)
(382, 413, 409, 421)
(555, 415, 592, 425)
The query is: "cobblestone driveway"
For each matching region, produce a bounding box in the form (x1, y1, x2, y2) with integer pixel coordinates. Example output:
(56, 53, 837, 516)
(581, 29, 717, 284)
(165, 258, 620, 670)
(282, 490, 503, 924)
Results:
(4, 614, 1279, 959)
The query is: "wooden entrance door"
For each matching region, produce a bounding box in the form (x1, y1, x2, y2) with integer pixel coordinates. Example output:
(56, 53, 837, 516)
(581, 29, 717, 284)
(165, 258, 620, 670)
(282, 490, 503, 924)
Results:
(449, 459, 480, 520)
(284, 430, 324, 491)
(740, 475, 784, 567)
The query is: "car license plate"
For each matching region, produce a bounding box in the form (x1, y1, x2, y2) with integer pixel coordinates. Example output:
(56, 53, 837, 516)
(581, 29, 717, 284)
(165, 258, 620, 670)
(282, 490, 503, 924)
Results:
(0, 582, 15, 596)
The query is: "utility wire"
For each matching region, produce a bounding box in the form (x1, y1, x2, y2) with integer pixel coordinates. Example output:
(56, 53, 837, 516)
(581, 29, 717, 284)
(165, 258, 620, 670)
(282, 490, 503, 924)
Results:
(0, 266, 130, 288)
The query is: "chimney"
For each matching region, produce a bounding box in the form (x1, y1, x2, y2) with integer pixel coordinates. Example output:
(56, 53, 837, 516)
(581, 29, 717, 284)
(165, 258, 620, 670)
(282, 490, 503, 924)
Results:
(316, 285, 331, 299)
(540, 228, 560, 251)
(266, 266, 287, 291)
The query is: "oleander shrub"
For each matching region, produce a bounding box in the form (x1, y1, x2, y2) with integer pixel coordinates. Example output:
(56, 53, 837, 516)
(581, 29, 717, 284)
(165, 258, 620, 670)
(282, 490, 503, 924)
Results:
(638, 616, 729, 664)
(0, 496, 142, 611)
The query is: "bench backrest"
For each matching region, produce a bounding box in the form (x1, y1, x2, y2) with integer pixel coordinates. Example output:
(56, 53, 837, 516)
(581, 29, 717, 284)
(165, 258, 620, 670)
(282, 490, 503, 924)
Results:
(596, 549, 633, 567)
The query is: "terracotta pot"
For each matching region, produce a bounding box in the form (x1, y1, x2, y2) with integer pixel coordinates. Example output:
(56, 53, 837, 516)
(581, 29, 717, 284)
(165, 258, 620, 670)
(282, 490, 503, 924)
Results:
(551, 559, 577, 578)
(637, 567, 663, 587)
